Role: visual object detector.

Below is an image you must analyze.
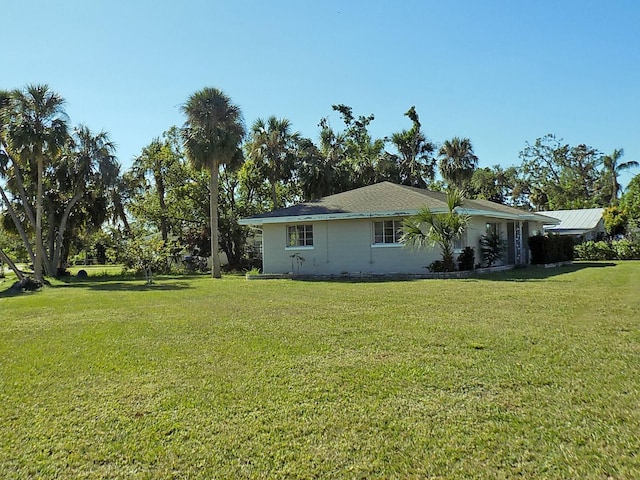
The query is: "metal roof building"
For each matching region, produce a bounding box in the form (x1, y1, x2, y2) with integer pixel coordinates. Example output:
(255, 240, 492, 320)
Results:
(539, 208, 605, 239)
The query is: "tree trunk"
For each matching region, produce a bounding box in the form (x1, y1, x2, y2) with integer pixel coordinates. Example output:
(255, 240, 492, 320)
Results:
(0, 248, 24, 281)
(210, 161, 221, 279)
(156, 172, 169, 243)
(44, 209, 56, 276)
(12, 158, 37, 227)
(35, 153, 44, 282)
(271, 180, 279, 210)
(51, 191, 83, 276)
(0, 185, 35, 263)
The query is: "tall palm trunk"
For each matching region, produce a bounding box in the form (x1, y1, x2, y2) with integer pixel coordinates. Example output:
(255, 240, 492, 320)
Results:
(35, 152, 44, 281)
(157, 177, 169, 243)
(611, 174, 619, 205)
(210, 161, 221, 278)
(270, 180, 279, 210)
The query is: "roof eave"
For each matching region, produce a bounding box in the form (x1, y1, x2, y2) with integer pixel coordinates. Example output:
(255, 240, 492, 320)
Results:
(239, 210, 419, 226)
(240, 208, 545, 226)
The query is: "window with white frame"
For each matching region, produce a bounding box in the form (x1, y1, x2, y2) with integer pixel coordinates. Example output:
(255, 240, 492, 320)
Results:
(373, 220, 403, 245)
(486, 222, 500, 236)
(287, 224, 313, 247)
(454, 231, 468, 251)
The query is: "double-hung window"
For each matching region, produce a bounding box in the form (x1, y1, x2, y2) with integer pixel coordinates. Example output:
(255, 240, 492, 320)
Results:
(373, 220, 403, 245)
(287, 224, 313, 248)
(486, 222, 500, 236)
(454, 231, 468, 251)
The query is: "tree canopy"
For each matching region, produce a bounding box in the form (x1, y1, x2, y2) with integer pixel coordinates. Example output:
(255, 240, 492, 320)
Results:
(2, 82, 638, 282)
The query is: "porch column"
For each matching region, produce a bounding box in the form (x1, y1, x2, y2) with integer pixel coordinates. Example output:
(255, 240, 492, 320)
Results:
(515, 221, 523, 265)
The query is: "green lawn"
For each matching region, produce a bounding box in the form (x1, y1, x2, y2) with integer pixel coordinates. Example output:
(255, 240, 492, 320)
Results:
(1, 262, 639, 478)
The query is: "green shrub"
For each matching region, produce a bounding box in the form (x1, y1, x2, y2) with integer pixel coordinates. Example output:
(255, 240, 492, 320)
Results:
(428, 260, 449, 272)
(528, 234, 574, 264)
(457, 247, 475, 271)
(574, 240, 640, 260)
(595, 241, 615, 260)
(575, 241, 600, 260)
(479, 232, 506, 267)
(612, 240, 636, 260)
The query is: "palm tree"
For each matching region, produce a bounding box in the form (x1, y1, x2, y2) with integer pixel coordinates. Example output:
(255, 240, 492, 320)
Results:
(247, 116, 299, 209)
(602, 148, 639, 204)
(182, 87, 245, 279)
(0, 90, 24, 280)
(389, 106, 435, 188)
(301, 118, 349, 199)
(401, 189, 470, 271)
(0, 94, 37, 270)
(50, 125, 118, 272)
(7, 85, 69, 281)
(438, 137, 478, 192)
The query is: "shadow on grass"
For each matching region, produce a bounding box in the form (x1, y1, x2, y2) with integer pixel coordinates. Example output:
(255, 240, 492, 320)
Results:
(0, 288, 40, 298)
(78, 281, 193, 292)
(61, 274, 200, 292)
(481, 262, 617, 282)
(0, 275, 198, 296)
(286, 262, 618, 284)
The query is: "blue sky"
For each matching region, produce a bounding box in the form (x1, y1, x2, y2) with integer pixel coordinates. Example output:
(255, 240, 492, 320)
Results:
(5, 0, 640, 187)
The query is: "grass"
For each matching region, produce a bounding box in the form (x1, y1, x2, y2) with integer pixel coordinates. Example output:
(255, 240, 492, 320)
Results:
(1, 262, 639, 478)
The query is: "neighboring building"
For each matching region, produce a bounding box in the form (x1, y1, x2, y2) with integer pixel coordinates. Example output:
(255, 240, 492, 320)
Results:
(539, 208, 605, 241)
(239, 182, 557, 275)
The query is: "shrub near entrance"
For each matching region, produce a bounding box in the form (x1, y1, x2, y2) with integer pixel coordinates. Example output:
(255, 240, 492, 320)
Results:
(528, 234, 574, 264)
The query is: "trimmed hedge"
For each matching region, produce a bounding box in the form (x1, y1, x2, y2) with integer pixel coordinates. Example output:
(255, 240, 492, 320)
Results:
(528, 234, 574, 265)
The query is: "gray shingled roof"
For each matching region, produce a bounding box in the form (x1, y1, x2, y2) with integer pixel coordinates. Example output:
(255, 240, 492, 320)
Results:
(240, 182, 554, 225)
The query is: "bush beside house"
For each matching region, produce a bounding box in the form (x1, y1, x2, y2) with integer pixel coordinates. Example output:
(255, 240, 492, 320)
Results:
(574, 239, 640, 260)
(528, 234, 574, 265)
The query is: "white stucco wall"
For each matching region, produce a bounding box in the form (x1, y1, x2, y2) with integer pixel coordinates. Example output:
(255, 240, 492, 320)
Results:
(260, 216, 542, 275)
(262, 218, 438, 275)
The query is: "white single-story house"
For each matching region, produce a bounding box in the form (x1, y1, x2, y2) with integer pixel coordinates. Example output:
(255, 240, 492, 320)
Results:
(539, 208, 605, 241)
(239, 182, 558, 275)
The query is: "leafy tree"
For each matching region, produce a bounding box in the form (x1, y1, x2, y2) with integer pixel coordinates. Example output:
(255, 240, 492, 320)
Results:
(5, 85, 69, 281)
(120, 231, 177, 284)
(401, 189, 470, 271)
(519, 134, 605, 210)
(388, 106, 436, 188)
(247, 116, 299, 209)
(438, 137, 478, 192)
(297, 124, 349, 200)
(130, 128, 190, 243)
(602, 148, 638, 204)
(107, 171, 134, 234)
(602, 205, 627, 237)
(470, 166, 509, 204)
(331, 104, 387, 187)
(182, 87, 245, 278)
(127, 129, 222, 266)
(132, 139, 171, 242)
(620, 173, 640, 228)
